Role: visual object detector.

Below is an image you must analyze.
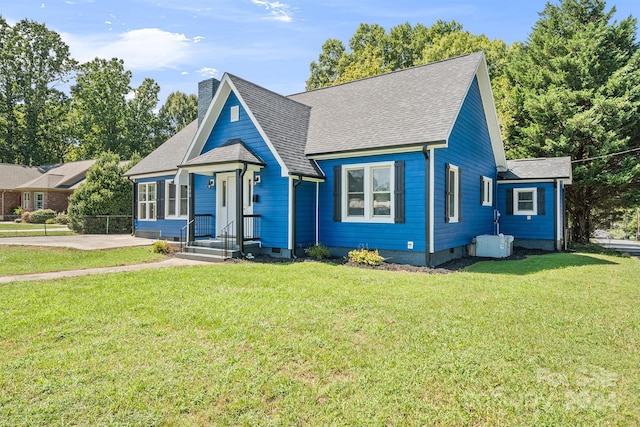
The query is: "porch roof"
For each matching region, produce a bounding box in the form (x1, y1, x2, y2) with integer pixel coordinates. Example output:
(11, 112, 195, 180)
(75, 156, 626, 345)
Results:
(499, 157, 572, 183)
(180, 138, 265, 168)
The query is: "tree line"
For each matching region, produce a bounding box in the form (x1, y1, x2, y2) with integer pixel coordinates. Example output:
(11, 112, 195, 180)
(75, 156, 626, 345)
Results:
(306, 0, 640, 243)
(0, 16, 197, 166)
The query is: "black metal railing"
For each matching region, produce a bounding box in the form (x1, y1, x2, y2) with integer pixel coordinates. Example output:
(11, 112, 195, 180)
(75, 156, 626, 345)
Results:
(194, 214, 213, 238)
(243, 214, 260, 241)
(220, 221, 234, 259)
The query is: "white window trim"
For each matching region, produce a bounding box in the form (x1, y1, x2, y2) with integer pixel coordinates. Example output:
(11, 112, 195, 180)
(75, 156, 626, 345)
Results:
(34, 192, 45, 210)
(138, 182, 157, 221)
(165, 181, 189, 219)
(481, 176, 493, 206)
(230, 105, 240, 122)
(514, 187, 537, 215)
(22, 192, 30, 210)
(342, 161, 395, 223)
(447, 164, 460, 223)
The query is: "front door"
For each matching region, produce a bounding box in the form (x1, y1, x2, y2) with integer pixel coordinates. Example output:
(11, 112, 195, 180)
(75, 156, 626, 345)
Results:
(216, 171, 254, 238)
(217, 173, 236, 237)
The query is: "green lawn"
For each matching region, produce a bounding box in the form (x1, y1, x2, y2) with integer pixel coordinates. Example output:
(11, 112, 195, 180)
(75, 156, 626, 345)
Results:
(0, 222, 68, 230)
(0, 252, 638, 425)
(0, 246, 166, 276)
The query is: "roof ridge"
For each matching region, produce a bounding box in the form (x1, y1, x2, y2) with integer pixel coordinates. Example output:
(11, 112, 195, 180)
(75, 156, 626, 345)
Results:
(288, 51, 482, 97)
(227, 73, 311, 110)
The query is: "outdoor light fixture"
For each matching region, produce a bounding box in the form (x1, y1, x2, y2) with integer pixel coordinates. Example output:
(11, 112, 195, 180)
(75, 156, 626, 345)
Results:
(208, 178, 215, 188)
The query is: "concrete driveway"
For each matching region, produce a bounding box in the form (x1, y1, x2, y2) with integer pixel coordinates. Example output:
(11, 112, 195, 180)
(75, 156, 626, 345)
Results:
(594, 238, 640, 256)
(0, 234, 158, 250)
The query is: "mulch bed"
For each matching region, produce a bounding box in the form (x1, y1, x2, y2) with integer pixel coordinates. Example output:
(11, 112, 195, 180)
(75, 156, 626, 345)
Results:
(230, 247, 552, 274)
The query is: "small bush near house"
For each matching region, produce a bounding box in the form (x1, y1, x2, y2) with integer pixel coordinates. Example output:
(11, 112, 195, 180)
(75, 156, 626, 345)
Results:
(20, 211, 30, 223)
(305, 243, 331, 260)
(13, 218, 21, 223)
(151, 240, 172, 254)
(12, 206, 22, 215)
(347, 248, 384, 266)
(28, 209, 56, 224)
(45, 218, 55, 224)
(54, 213, 69, 225)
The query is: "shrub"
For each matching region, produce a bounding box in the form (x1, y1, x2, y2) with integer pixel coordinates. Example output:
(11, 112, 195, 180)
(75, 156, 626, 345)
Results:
(14, 218, 21, 223)
(151, 240, 171, 254)
(12, 206, 22, 215)
(54, 212, 69, 224)
(347, 248, 384, 266)
(305, 243, 331, 260)
(20, 211, 31, 223)
(45, 218, 55, 224)
(28, 209, 56, 224)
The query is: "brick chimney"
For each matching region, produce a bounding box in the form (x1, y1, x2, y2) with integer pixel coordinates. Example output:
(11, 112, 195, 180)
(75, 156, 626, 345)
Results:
(198, 78, 220, 125)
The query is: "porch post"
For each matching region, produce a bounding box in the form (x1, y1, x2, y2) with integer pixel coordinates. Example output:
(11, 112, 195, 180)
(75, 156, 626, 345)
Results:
(235, 168, 244, 253)
(188, 173, 195, 242)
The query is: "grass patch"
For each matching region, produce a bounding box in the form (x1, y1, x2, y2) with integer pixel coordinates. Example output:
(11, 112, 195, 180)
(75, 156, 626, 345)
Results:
(0, 246, 166, 276)
(0, 252, 638, 425)
(0, 222, 68, 230)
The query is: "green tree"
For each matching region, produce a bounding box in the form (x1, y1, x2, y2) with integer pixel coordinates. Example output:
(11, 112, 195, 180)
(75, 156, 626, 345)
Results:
(157, 91, 198, 135)
(126, 77, 162, 156)
(67, 152, 136, 233)
(0, 17, 75, 164)
(502, 0, 640, 242)
(306, 20, 506, 90)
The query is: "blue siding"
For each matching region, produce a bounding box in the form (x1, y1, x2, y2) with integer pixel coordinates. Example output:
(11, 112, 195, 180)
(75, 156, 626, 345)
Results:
(497, 182, 555, 240)
(194, 174, 216, 234)
(295, 180, 317, 249)
(134, 175, 187, 239)
(200, 91, 289, 249)
(317, 152, 426, 253)
(433, 77, 497, 252)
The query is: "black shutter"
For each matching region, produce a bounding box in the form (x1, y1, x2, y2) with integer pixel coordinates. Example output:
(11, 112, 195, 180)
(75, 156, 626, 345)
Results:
(537, 187, 546, 215)
(458, 168, 462, 222)
(506, 189, 513, 215)
(394, 161, 405, 223)
(445, 164, 451, 223)
(333, 166, 341, 222)
(156, 180, 165, 219)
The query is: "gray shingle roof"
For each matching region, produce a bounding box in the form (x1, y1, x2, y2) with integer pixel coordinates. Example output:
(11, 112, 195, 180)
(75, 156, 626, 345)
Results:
(125, 120, 198, 177)
(499, 157, 573, 181)
(288, 52, 485, 156)
(17, 160, 96, 190)
(0, 164, 44, 190)
(228, 75, 323, 178)
(181, 138, 265, 167)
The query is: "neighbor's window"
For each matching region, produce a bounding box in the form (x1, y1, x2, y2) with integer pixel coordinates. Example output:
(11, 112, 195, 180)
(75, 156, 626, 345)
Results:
(446, 164, 460, 223)
(343, 162, 394, 222)
(138, 182, 157, 220)
(481, 176, 493, 206)
(34, 192, 45, 210)
(22, 192, 30, 210)
(514, 188, 537, 215)
(166, 181, 188, 218)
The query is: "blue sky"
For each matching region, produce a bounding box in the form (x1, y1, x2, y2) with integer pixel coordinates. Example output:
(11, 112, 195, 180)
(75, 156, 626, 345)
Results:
(3, 0, 639, 104)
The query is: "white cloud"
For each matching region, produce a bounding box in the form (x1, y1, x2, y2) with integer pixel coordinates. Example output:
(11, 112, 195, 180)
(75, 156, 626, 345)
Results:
(197, 67, 218, 78)
(251, 0, 293, 22)
(193, 36, 205, 44)
(61, 28, 195, 71)
(104, 20, 112, 25)
(181, 71, 190, 75)
(41, 3, 46, 8)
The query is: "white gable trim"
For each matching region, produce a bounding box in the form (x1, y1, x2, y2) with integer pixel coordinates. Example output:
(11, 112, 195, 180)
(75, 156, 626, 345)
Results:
(180, 74, 289, 179)
(444, 52, 507, 172)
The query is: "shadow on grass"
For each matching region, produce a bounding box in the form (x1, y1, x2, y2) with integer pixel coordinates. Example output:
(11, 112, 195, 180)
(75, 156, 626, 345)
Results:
(466, 252, 619, 275)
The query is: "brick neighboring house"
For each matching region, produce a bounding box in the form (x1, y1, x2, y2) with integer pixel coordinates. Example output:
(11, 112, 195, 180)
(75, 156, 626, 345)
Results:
(0, 164, 45, 219)
(0, 160, 96, 219)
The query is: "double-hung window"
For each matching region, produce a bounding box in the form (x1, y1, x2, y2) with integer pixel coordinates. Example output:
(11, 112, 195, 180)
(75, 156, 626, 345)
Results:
(343, 162, 394, 222)
(514, 188, 537, 215)
(446, 164, 460, 223)
(34, 192, 45, 210)
(166, 181, 188, 218)
(22, 192, 30, 210)
(138, 182, 157, 220)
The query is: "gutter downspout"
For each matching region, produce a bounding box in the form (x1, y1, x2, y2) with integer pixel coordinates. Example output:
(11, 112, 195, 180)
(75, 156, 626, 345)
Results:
(291, 175, 303, 258)
(126, 177, 135, 236)
(423, 145, 432, 267)
(1, 190, 5, 220)
(236, 163, 248, 255)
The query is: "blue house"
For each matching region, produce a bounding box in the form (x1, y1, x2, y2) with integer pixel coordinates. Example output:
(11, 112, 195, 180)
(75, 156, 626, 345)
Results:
(125, 52, 572, 266)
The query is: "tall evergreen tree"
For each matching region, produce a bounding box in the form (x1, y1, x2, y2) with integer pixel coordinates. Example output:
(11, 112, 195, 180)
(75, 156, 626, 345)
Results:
(503, 0, 640, 242)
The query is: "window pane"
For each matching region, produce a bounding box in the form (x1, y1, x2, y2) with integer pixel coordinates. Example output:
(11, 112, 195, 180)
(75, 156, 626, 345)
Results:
(180, 186, 188, 216)
(348, 193, 365, 216)
(372, 168, 390, 191)
(139, 185, 147, 202)
(148, 184, 156, 201)
(149, 202, 156, 220)
(518, 191, 534, 211)
(139, 203, 147, 220)
(168, 184, 176, 216)
(449, 170, 456, 193)
(348, 169, 364, 192)
(373, 193, 391, 216)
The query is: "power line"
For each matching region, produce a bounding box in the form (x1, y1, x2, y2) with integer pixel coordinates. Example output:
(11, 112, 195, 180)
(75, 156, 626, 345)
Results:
(571, 146, 640, 163)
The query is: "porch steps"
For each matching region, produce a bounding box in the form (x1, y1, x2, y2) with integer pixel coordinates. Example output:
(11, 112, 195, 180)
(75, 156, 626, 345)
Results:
(175, 240, 260, 263)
